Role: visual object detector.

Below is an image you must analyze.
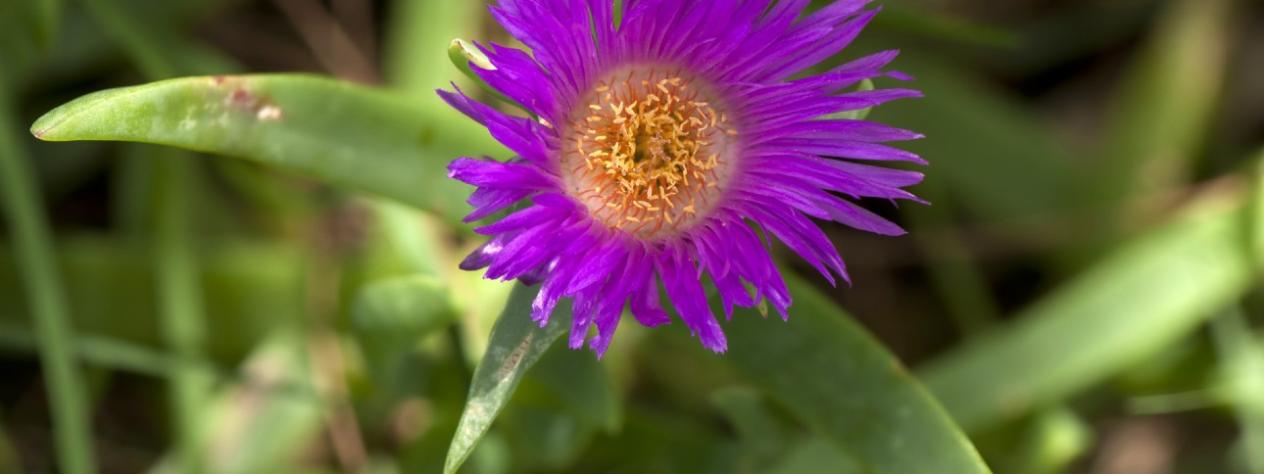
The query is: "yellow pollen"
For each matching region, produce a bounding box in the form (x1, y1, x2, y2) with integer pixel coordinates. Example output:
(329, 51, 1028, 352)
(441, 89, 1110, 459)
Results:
(561, 66, 738, 240)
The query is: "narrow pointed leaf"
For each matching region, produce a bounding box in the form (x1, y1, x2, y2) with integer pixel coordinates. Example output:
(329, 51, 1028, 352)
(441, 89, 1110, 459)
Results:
(726, 273, 991, 474)
(445, 283, 567, 474)
(30, 74, 500, 219)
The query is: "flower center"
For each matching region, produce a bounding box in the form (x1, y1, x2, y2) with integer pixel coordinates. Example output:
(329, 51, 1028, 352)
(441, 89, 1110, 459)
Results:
(561, 66, 737, 240)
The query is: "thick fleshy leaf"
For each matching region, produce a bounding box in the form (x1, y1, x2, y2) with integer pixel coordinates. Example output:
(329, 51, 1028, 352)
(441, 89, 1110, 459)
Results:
(920, 170, 1264, 432)
(445, 282, 567, 474)
(725, 272, 991, 474)
(30, 74, 502, 219)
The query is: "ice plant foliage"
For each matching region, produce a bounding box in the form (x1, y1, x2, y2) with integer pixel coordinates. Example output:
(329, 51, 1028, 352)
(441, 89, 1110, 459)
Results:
(441, 0, 925, 355)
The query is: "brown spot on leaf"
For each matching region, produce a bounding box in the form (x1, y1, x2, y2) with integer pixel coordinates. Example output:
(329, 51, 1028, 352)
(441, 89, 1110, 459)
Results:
(218, 82, 285, 123)
(495, 332, 534, 382)
(230, 88, 254, 105)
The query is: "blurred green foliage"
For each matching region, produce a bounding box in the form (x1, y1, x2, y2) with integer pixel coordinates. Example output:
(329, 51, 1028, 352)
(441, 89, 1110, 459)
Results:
(1, 0, 1262, 473)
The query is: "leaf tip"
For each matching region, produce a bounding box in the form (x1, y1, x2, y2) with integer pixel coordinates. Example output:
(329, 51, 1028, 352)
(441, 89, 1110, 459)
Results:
(29, 113, 57, 141)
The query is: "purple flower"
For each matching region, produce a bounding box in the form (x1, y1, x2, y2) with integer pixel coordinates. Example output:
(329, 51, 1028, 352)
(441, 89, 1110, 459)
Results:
(440, 0, 924, 356)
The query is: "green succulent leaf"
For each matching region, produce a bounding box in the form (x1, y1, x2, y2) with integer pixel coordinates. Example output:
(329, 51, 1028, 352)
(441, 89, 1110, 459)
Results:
(921, 169, 1264, 432)
(30, 74, 501, 219)
(726, 273, 992, 474)
(447, 267, 990, 474)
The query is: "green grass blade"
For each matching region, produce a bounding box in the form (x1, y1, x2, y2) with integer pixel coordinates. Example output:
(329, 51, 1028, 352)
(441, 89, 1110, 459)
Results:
(155, 153, 212, 470)
(383, 0, 484, 101)
(30, 74, 502, 219)
(0, 237, 307, 361)
(0, 321, 188, 377)
(0, 82, 96, 473)
(445, 283, 567, 474)
(921, 171, 1264, 432)
(79, 4, 227, 467)
(725, 273, 991, 474)
(33, 0, 61, 48)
